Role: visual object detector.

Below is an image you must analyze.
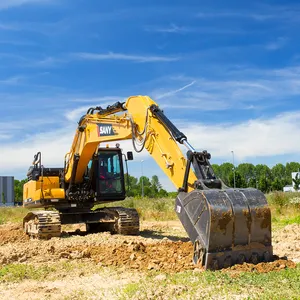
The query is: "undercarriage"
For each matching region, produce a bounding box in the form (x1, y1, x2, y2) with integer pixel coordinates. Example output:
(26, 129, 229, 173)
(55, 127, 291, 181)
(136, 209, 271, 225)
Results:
(23, 207, 140, 239)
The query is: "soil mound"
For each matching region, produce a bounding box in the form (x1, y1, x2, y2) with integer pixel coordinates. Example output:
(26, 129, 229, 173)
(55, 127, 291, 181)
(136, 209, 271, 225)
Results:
(273, 224, 300, 263)
(0, 224, 29, 245)
(223, 258, 296, 273)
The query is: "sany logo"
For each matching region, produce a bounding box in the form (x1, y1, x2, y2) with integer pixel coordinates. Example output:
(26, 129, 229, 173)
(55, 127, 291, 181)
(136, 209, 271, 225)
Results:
(98, 123, 116, 136)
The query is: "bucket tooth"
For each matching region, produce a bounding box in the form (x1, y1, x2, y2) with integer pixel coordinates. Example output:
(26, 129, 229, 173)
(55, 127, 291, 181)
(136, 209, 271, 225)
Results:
(175, 188, 273, 270)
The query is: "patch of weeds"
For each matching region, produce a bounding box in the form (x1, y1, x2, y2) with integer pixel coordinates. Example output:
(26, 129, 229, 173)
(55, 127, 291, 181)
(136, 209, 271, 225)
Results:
(63, 289, 96, 300)
(283, 215, 300, 225)
(268, 192, 290, 213)
(0, 264, 56, 282)
(121, 282, 141, 299)
(235, 265, 300, 299)
(121, 264, 300, 299)
(59, 261, 78, 272)
(0, 207, 41, 224)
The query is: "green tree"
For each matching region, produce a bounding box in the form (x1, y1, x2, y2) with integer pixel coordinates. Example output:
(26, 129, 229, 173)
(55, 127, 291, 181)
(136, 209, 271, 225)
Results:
(211, 164, 221, 178)
(158, 188, 168, 197)
(237, 163, 255, 186)
(255, 164, 272, 180)
(218, 163, 234, 186)
(13, 179, 28, 203)
(151, 175, 162, 191)
(286, 162, 300, 178)
(271, 164, 286, 180)
(228, 171, 247, 188)
(258, 176, 271, 193)
(248, 177, 258, 189)
(292, 173, 300, 191)
(272, 177, 284, 191)
(126, 175, 168, 198)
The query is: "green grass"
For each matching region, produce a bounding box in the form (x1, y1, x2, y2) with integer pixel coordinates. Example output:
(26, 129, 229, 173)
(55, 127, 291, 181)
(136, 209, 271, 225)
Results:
(94, 194, 300, 226)
(1, 192, 299, 227)
(120, 264, 300, 299)
(0, 264, 56, 282)
(0, 207, 31, 225)
(267, 192, 300, 228)
(0, 261, 106, 283)
(94, 196, 177, 221)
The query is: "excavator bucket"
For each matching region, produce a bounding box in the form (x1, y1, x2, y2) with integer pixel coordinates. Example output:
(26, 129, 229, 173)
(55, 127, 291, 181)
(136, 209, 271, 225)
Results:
(175, 188, 272, 270)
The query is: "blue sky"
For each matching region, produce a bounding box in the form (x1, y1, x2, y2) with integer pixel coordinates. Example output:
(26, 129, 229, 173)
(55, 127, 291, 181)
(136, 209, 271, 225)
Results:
(1, 0, 300, 191)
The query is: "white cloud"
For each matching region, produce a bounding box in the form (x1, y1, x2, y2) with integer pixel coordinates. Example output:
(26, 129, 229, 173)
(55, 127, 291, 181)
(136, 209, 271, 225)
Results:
(150, 64, 300, 112)
(145, 24, 245, 35)
(72, 52, 180, 63)
(64, 101, 124, 122)
(180, 111, 300, 161)
(0, 0, 53, 9)
(196, 11, 275, 20)
(156, 81, 196, 99)
(0, 23, 17, 30)
(65, 106, 94, 122)
(0, 76, 24, 85)
(32, 57, 65, 67)
(0, 39, 36, 46)
(0, 126, 73, 173)
(265, 37, 288, 51)
(0, 123, 146, 178)
(145, 23, 189, 34)
(0, 133, 12, 140)
(68, 96, 126, 103)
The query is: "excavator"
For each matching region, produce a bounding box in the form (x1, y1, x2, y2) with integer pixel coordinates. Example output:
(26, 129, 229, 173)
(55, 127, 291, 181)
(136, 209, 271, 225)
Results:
(22, 96, 273, 270)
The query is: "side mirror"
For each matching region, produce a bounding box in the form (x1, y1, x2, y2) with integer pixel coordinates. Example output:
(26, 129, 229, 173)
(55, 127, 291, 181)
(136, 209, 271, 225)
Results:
(127, 151, 134, 161)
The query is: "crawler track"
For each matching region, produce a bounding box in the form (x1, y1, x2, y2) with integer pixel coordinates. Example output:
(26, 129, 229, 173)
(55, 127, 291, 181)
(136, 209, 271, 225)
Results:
(23, 211, 61, 239)
(112, 207, 140, 235)
(23, 207, 140, 239)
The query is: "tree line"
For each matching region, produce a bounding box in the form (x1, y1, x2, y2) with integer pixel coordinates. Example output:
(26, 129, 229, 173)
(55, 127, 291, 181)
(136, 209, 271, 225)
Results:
(125, 174, 170, 197)
(12, 161, 300, 202)
(211, 162, 300, 193)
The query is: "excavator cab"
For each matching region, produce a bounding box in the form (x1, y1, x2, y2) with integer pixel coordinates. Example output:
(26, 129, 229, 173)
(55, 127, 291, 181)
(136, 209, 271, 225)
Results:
(96, 147, 126, 201)
(94, 147, 134, 202)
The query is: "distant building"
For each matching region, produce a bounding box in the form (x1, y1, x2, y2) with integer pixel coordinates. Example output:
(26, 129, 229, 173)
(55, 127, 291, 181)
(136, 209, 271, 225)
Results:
(0, 176, 14, 206)
(283, 172, 300, 192)
(283, 185, 294, 192)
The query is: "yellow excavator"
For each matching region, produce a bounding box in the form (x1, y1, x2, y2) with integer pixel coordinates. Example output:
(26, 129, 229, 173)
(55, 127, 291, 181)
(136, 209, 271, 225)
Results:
(22, 96, 272, 270)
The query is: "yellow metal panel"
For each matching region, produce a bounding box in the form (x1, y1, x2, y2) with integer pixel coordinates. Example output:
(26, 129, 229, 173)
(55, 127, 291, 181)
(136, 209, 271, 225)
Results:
(23, 176, 65, 202)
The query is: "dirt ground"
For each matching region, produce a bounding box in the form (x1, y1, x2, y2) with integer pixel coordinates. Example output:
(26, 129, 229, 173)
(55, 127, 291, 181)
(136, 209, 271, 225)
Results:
(0, 221, 299, 299)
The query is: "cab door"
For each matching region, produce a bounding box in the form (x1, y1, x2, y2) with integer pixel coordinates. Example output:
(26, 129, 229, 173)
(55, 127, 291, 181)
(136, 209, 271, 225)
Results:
(95, 148, 126, 201)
